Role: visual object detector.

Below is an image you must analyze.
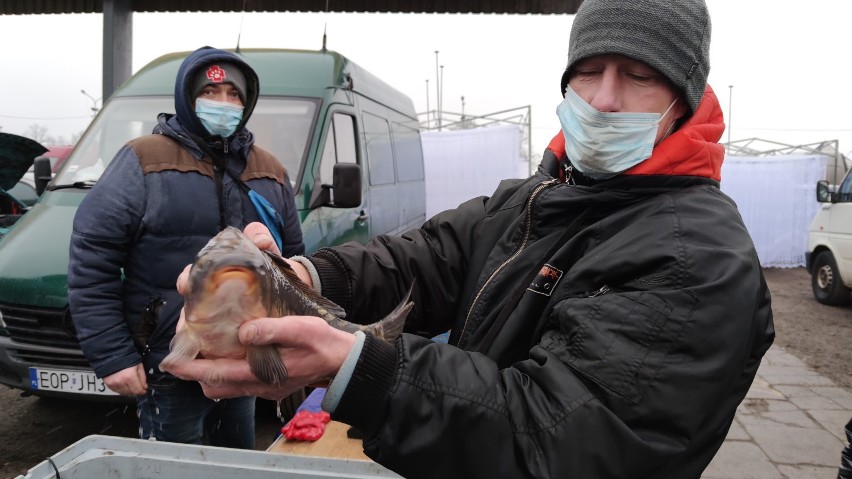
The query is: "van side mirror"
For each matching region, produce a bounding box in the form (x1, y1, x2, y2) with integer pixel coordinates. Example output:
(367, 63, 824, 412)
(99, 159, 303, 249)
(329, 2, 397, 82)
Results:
(815, 180, 834, 203)
(307, 163, 363, 209)
(308, 183, 331, 210)
(33, 156, 53, 196)
(331, 163, 362, 208)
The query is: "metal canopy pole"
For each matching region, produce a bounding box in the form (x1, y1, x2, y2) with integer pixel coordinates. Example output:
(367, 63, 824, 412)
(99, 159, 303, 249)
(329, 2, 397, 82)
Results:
(102, 0, 133, 102)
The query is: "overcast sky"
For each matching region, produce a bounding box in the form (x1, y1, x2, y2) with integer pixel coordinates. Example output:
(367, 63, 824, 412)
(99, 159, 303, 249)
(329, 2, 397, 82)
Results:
(1, 0, 850, 157)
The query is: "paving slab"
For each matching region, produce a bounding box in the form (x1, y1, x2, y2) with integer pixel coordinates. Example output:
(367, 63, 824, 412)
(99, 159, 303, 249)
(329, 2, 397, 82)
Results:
(703, 440, 778, 479)
(776, 464, 842, 479)
(810, 409, 852, 442)
(724, 419, 750, 441)
(700, 344, 850, 478)
(745, 423, 843, 466)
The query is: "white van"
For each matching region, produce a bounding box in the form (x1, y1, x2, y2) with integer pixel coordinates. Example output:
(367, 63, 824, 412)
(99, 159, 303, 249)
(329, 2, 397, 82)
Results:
(806, 168, 852, 305)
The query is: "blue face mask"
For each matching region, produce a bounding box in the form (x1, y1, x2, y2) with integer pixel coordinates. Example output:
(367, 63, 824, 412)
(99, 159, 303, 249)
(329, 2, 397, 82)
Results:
(195, 98, 244, 138)
(556, 85, 677, 179)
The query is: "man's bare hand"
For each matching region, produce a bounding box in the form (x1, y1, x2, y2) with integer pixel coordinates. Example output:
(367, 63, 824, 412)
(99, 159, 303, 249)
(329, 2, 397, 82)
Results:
(243, 221, 281, 255)
(161, 315, 355, 400)
(243, 222, 312, 286)
(103, 363, 148, 396)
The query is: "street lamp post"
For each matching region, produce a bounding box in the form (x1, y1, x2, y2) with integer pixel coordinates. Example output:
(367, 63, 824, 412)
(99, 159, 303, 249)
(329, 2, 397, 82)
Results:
(81, 89, 101, 117)
(425, 79, 430, 129)
(434, 51, 441, 131)
(439, 65, 444, 131)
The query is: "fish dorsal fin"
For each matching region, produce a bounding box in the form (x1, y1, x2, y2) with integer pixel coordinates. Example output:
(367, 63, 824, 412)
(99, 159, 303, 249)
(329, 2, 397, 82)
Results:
(263, 251, 347, 319)
(376, 279, 415, 342)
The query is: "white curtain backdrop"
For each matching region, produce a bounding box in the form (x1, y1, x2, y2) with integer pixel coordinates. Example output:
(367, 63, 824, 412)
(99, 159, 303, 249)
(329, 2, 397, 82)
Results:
(421, 125, 527, 218)
(422, 134, 825, 268)
(720, 154, 827, 268)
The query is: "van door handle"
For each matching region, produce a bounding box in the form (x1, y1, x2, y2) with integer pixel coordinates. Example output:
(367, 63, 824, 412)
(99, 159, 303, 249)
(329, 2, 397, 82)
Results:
(357, 211, 368, 222)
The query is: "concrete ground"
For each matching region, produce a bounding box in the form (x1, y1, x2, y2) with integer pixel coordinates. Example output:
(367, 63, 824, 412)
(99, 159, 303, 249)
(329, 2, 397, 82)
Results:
(703, 345, 851, 478)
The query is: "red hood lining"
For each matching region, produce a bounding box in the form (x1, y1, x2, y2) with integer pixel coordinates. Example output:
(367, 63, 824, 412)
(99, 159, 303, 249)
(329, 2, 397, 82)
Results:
(547, 85, 726, 182)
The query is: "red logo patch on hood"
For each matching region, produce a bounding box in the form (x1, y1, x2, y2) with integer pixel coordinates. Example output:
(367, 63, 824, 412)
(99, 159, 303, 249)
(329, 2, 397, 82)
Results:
(205, 65, 227, 83)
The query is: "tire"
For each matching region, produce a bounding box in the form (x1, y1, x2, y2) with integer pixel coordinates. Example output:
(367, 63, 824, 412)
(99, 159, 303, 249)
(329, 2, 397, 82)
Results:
(811, 251, 852, 306)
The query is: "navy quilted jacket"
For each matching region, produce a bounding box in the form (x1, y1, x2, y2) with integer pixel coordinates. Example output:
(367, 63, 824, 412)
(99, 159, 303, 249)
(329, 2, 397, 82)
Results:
(67, 47, 304, 377)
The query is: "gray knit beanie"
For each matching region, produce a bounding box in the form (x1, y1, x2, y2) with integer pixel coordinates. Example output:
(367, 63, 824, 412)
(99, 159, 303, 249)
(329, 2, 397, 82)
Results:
(191, 62, 248, 104)
(560, 0, 711, 116)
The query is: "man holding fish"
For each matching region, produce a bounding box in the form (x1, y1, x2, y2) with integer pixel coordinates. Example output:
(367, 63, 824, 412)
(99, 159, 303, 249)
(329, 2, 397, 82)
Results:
(68, 46, 304, 449)
(163, 0, 775, 477)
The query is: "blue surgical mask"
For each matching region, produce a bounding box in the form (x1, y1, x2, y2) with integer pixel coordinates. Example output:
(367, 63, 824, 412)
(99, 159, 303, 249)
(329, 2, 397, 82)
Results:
(195, 98, 244, 138)
(556, 85, 677, 179)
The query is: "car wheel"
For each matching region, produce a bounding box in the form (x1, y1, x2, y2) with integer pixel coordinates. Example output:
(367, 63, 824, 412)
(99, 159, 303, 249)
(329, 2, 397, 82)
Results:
(811, 251, 851, 305)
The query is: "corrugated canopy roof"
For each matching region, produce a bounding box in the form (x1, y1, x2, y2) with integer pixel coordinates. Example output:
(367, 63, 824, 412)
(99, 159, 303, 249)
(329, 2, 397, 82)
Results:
(2, 0, 581, 101)
(0, 0, 582, 15)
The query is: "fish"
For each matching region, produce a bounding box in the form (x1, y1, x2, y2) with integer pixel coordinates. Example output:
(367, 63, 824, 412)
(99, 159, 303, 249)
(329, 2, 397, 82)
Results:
(160, 226, 413, 386)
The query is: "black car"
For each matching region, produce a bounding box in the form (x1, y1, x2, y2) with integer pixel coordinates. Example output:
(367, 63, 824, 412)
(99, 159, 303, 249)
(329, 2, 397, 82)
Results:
(0, 132, 47, 238)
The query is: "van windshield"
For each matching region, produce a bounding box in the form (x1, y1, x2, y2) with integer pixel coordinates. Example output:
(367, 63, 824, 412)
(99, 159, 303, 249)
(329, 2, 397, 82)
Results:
(53, 97, 318, 190)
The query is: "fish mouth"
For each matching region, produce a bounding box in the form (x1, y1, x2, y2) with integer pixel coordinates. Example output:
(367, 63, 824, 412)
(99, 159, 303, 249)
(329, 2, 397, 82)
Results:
(193, 266, 262, 321)
(211, 267, 257, 288)
(206, 266, 260, 303)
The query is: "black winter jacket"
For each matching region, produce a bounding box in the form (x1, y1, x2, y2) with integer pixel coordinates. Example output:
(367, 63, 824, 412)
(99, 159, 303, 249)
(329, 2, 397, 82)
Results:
(309, 167, 774, 477)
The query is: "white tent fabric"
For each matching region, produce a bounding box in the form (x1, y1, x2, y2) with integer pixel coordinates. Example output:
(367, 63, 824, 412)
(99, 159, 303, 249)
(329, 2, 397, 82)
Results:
(422, 132, 825, 268)
(720, 154, 827, 268)
(421, 125, 527, 218)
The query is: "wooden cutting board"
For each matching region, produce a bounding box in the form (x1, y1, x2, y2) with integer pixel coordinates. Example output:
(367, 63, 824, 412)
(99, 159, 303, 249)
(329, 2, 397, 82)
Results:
(266, 420, 371, 461)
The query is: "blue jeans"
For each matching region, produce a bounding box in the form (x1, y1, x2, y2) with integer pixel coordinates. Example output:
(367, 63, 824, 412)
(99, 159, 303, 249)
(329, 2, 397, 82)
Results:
(137, 373, 255, 449)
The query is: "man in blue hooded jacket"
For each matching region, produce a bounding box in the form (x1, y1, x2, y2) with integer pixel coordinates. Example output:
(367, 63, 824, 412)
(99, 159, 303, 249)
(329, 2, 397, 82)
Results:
(67, 46, 304, 448)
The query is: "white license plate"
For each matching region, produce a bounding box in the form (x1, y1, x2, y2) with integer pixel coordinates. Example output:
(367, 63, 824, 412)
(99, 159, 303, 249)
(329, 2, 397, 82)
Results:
(29, 367, 118, 396)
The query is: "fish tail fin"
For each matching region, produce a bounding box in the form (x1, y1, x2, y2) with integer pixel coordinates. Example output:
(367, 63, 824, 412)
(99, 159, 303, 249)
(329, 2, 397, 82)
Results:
(159, 331, 201, 373)
(247, 345, 288, 385)
(372, 280, 416, 343)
